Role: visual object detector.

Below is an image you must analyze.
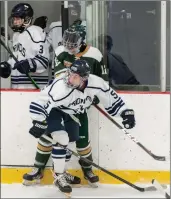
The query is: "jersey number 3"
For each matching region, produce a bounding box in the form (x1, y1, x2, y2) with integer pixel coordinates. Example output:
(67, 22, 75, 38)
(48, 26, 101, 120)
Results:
(39, 45, 43, 54)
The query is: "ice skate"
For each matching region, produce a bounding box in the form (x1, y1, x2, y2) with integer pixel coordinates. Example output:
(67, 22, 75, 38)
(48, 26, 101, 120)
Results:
(64, 172, 81, 188)
(83, 168, 99, 188)
(22, 167, 43, 186)
(54, 173, 72, 198)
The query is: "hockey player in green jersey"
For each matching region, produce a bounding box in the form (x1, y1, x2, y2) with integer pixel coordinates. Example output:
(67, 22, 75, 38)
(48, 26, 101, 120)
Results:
(23, 24, 107, 187)
(54, 24, 106, 77)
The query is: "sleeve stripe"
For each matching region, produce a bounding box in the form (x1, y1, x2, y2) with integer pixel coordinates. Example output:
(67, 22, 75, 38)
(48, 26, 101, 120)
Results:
(39, 54, 49, 62)
(110, 102, 125, 116)
(106, 100, 125, 116)
(30, 102, 48, 117)
(34, 55, 49, 69)
(31, 102, 47, 113)
(105, 98, 121, 111)
(34, 58, 47, 69)
(30, 105, 48, 117)
(30, 103, 48, 116)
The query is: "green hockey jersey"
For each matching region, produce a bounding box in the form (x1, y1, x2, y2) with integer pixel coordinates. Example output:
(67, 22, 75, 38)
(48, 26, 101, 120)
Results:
(54, 45, 107, 78)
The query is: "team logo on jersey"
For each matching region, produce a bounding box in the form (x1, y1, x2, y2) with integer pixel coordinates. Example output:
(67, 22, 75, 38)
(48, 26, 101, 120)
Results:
(13, 43, 26, 57)
(68, 96, 92, 107)
(54, 57, 61, 67)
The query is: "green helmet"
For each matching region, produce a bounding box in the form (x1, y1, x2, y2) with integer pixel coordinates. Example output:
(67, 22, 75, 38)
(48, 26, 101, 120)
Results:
(69, 23, 86, 41)
(62, 24, 86, 52)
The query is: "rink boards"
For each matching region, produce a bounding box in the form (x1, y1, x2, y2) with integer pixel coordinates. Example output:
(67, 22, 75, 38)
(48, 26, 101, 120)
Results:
(1, 90, 170, 184)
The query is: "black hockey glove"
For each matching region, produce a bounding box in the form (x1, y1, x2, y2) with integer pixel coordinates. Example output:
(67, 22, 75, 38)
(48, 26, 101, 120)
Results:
(0, 61, 11, 78)
(29, 120, 48, 138)
(1, 27, 10, 39)
(121, 109, 135, 129)
(92, 95, 100, 105)
(13, 59, 36, 74)
(33, 16, 48, 29)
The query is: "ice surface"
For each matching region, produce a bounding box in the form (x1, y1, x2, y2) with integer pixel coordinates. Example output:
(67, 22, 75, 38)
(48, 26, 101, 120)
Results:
(1, 183, 170, 198)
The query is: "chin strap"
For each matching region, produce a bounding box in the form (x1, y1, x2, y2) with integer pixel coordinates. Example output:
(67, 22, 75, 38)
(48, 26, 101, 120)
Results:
(78, 79, 88, 91)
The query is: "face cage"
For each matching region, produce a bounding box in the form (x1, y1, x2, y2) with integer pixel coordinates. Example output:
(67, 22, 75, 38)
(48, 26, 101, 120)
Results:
(62, 30, 82, 50)
(8, 16, 32, 32)
(64, 70, 88, 89)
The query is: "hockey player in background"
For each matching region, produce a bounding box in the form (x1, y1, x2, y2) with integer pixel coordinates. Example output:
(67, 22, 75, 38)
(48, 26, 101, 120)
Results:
(28, 59, 136, 196)
(22, 24, 106, 187)
(0, 3, 50, 88)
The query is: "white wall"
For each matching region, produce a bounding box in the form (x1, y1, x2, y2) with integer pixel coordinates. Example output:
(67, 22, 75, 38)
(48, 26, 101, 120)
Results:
(1, 91, 170, 171)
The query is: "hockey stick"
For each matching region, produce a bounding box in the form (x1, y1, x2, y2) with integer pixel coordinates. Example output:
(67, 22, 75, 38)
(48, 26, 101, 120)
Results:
(41, 134, 162, 193)
(0, 38, 39, 89)
(152, 179, 170, 199)
(94, 104, 169, 161)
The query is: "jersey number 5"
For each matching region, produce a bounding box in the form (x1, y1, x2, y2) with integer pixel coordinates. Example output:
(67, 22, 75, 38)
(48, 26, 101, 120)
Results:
(39, 45, 43, 54)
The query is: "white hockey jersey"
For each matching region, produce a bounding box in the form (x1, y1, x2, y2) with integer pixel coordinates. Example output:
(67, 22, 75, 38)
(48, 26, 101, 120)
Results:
(8, 25, 50, 89)
(29, 73, 127, 122)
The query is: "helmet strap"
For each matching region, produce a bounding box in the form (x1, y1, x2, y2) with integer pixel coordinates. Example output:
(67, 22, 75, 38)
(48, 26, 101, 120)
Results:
(78, 79, 88, 91)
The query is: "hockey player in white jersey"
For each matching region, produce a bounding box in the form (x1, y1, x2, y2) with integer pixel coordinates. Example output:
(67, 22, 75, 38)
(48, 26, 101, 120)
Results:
(0, 3, 49, 88)
(22, 24, 105, 187)
(28, 59, 136, 196)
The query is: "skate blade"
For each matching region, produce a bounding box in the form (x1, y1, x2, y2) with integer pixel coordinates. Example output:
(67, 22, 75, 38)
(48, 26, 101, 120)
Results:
(22, 179, 41, 186)
(64, 192, 72, 198)
(87, 180, 98, 188)
(71, 184, 81, 188)
(54, 182, 72, 198)
(58, 189, 72, 198)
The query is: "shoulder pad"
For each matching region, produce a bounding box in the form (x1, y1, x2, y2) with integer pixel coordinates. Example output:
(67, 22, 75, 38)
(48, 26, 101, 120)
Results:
(49, 21, 62, 30)
(84, 46, 103, 62)
(49, 78, 73, 102)
(12, 32, 20, 41)
(88, 74, 105, 87)
(25, 25, 46, 43)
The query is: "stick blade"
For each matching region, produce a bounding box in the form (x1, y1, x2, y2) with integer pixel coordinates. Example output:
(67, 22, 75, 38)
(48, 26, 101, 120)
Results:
(152, 179, 170, 199)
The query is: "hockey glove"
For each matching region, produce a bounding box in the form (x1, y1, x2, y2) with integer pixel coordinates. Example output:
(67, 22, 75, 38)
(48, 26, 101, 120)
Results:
(29, 120, 48, 138)
(13, 59, 36, 74)
(0, 61, 11, 78)
(1, 27, 10, 39)
(92, 95, 100, 105)
(33, 16, 48, 29)
(120, 109, 135, 129)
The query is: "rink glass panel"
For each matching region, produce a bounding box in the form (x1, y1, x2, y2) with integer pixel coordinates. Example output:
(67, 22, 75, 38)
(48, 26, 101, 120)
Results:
(104, 1, 170, 91)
